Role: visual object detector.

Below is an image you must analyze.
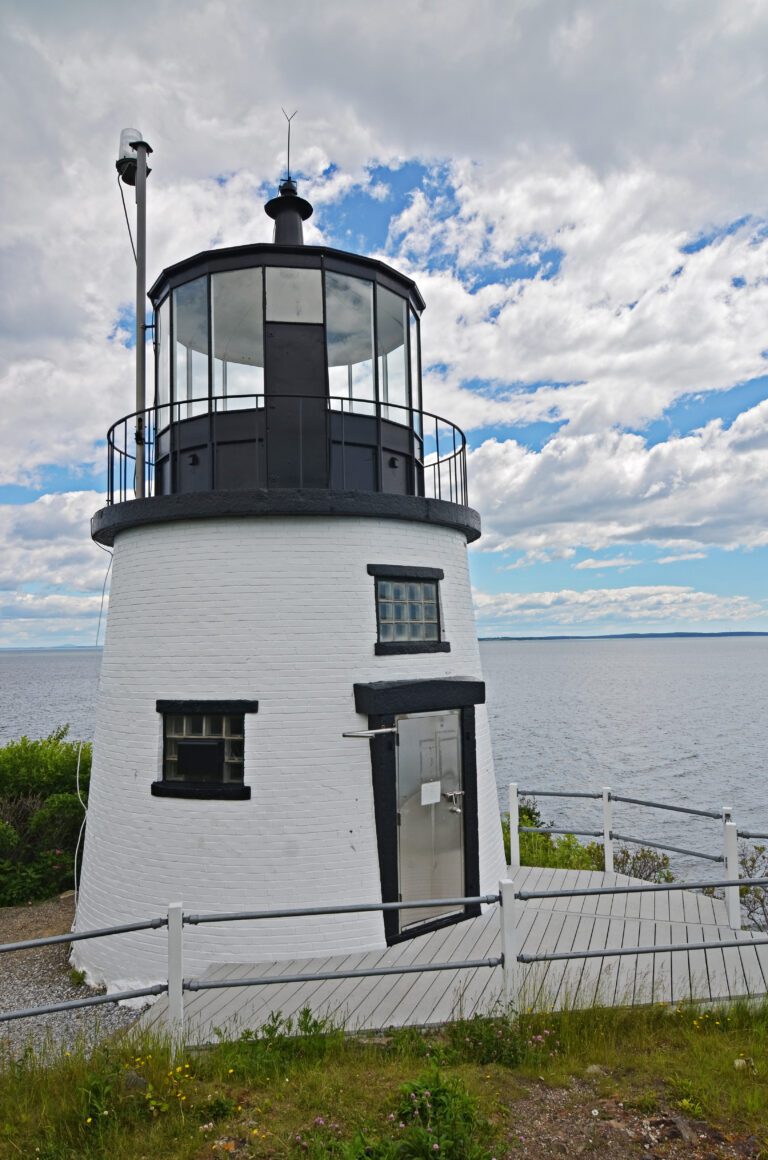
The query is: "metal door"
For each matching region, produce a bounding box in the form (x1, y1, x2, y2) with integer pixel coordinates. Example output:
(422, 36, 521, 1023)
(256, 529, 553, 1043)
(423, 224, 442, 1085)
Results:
(396, 710, 464, 932)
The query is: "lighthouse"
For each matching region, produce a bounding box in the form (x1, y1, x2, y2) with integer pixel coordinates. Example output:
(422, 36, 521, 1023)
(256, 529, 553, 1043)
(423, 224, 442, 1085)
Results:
(73, 149, 507, 989)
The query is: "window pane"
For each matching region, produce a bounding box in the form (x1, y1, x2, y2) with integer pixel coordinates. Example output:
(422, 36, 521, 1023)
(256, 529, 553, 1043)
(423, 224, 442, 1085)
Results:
(424, 623, 438, 640)
(393, 603, 406, 621)
(206, 715, 223, 736)
(379, 621, 394, 640)
(408, 603, 422, 620)
(173, 277, 209, 417)
(265, 267, 323, 323)
(325, 272, 374, 415)
(392, 583, 406, 600)
(212, 269, 264, 409)
(377, 286, 408, 420)
(424, 602, 438, 621)
(156, 297, 170, 418)
(410, 622, 425, 640)
(423, 583, 436, 601)
(379, 601, 393, 620)
(187, 715, 203, 735)
(377, 580, 392, 599)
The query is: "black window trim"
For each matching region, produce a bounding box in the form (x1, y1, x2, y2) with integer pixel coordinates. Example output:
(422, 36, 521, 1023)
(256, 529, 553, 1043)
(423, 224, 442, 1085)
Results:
(152, 699, 258, 800)
(367, 563, 450, 656)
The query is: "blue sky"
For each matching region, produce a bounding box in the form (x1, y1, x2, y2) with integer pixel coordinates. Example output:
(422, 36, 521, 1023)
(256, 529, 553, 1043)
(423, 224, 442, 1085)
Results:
(1, 0, 768, 645)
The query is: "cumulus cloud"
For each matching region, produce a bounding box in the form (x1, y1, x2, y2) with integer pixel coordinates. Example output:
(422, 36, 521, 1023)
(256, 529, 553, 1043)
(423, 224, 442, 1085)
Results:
(469, 398, 768, 557)
(2, 1, 768, 640)
(0, 493, 111, 645)
(473, 584, 764, 632)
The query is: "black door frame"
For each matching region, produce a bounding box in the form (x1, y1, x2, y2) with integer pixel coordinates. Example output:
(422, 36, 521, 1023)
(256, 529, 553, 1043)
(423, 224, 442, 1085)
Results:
(353, 678, 484, 945)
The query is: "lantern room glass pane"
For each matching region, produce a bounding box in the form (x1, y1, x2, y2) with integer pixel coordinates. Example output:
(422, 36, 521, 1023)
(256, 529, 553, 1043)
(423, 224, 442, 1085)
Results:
(265, 267, 323, 323)
(156, 297, 170, 418)
(212, 269, 264, 410)
(410, 309, 422, 439)
(325, 272, 375, 415)
(173, 277, 209, 417)
(377, 286, 408, 422)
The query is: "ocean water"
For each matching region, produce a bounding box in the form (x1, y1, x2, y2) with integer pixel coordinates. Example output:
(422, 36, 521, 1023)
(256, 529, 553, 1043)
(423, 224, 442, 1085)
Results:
(1, 638, 765, 875)
(0, 648, 101, 745)
(481, 635, 768, 875)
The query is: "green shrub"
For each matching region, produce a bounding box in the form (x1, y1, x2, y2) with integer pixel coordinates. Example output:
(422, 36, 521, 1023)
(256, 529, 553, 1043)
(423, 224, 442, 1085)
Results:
(0, 727, 88, 905)
(502, 797, 674, 881)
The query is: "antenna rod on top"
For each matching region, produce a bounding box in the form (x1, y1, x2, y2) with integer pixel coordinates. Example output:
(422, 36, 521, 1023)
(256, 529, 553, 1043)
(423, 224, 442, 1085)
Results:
(116, 129, 153, 499)
(281, 107, 298, 179)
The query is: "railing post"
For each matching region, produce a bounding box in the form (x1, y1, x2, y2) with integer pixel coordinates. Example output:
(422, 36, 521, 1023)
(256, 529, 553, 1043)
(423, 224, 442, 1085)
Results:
(508, 782, 520, 868)
(722, 814, 741, 929)
(499, 878, 521, 1008)
(602, 787, 614, 874)
(167, 902, 184, 1044)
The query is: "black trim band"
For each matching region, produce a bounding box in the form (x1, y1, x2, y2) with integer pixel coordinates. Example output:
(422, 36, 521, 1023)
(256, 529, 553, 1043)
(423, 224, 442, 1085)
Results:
(367, 564, 445, 580)
(156, 700, 259, 714)
(92, 490, 481, 546)
(354, 677, 485, 717)
(151, 782, 251, 800)
(375, 641, 450, 656)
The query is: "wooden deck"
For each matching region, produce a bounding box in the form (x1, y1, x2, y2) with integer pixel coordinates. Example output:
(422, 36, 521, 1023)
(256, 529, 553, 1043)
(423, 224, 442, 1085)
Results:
(142, 868, 768, 1044)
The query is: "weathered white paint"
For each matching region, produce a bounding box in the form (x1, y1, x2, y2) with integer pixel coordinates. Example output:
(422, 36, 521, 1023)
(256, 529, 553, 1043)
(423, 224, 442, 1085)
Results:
(74, 514, 507, 989)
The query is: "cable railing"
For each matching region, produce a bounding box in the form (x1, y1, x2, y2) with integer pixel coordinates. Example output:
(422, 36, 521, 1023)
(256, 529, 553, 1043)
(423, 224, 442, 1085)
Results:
(5, 870, 768, 1036)
(104, 393, 469, 507)
(507, 782, 743, 926)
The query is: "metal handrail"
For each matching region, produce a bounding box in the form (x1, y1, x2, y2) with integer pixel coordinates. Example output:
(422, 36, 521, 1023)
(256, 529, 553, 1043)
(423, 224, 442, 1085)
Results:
(104, 393, 469, 507)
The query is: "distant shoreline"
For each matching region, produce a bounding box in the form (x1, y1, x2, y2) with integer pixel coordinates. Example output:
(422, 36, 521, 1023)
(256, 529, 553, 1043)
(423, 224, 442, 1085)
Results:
(479, 631, 768, 641)
(2, 632, 768, 651)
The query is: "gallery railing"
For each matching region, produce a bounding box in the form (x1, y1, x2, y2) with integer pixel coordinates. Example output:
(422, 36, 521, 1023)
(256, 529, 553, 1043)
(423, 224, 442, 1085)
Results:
(104, 394, 469, 507)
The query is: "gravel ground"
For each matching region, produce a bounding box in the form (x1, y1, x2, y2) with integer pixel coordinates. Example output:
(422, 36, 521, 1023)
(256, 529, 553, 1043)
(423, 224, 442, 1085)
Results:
(0, 894, 141, 1058)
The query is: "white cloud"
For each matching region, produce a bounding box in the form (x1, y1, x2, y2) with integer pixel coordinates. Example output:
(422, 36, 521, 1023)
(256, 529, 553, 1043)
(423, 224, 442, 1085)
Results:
(573, 557, 639, 570)
(473, 584, 764, 630)
(469, 399, 768, 557)
(1, 1, 768, 641)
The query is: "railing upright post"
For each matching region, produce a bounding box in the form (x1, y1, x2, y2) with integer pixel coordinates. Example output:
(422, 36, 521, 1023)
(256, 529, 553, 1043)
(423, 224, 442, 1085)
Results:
(602, 787, 614, 874)
(167, 902, 184, 1045)
(508, 782, 520, 868)
(499, 878, 521, 1008)
(722, 814, 741, 929)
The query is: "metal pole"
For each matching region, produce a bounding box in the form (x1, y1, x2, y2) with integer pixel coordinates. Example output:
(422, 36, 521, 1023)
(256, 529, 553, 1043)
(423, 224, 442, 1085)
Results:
(133, 140, 151, 499)
(508, 782, 520, 868)
(499, 878, 520, 1007)
(723, 819, 741, 929)
(602, 787, 614, 874)
(166, 902, 184, 1045)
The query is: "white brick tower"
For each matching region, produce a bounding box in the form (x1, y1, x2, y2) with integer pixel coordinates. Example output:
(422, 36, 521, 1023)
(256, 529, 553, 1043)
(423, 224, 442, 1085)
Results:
(73, 176, 506, 989)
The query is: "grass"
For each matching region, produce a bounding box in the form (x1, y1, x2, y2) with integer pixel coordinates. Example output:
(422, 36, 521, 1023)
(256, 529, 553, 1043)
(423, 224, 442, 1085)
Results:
(2, 999, 768, 1158)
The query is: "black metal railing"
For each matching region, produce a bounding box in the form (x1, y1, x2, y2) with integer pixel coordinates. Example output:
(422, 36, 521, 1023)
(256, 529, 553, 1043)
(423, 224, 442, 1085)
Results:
(105, 394, 469, 507)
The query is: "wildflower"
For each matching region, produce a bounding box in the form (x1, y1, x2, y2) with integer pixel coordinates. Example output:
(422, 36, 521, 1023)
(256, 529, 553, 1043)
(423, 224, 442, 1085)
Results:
(591, 1109, 598, 1117)
(228, 1068, 234, 1074)
(387, 1113, 395, 1121)
(315, 1117, 325, 1125)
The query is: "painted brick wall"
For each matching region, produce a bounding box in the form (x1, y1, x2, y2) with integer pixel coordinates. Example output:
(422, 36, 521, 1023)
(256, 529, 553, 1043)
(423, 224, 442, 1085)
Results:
(74, 514, 507, 988)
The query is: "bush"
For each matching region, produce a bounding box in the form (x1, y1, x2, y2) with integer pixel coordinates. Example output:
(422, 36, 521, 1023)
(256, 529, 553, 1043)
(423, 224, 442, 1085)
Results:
(502, 797, 674, 881)
(739, 842, 768, 931)
(0, 727, 88, 906)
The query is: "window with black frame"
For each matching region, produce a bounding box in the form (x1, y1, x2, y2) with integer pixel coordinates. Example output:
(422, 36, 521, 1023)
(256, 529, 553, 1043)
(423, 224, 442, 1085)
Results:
(151, 700, 257, 798)
(367, 564, 450, 655)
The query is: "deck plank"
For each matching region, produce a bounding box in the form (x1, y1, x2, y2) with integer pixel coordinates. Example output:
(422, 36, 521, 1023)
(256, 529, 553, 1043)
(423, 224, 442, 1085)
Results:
(137, 868, 768, 1043)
